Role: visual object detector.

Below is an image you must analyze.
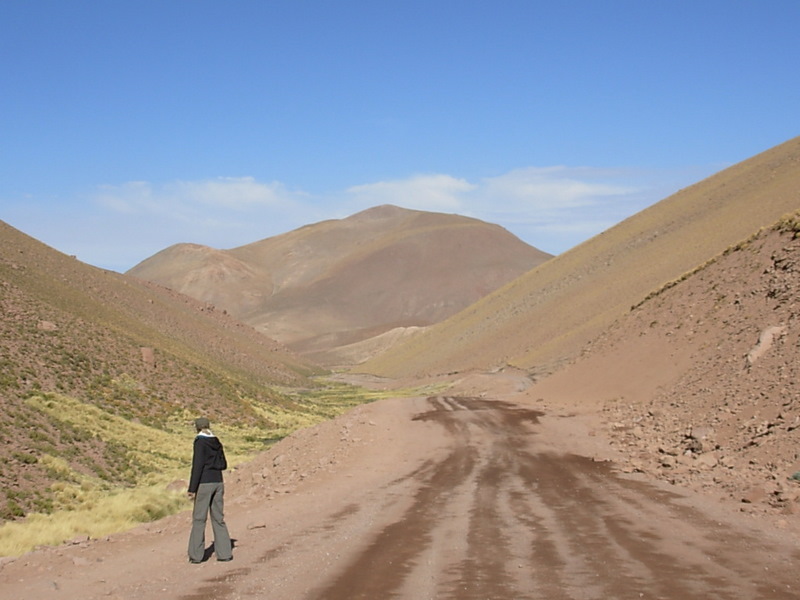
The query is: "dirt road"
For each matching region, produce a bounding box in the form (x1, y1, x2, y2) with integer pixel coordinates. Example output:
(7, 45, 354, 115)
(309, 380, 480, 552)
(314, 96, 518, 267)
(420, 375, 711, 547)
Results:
(2, 391, 799, 599)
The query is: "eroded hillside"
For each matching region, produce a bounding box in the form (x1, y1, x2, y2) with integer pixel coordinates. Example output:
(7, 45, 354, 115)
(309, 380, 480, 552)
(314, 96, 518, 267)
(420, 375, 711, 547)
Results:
(0, 221, 320, 521)
(533, 213, 800, 515)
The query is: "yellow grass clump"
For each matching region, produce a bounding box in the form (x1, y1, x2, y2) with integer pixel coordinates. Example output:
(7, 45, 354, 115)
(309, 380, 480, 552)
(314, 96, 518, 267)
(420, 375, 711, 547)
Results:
(0, 485, 186, 557)
(25, 392, 192, 482)
(1, 378, 435, 557)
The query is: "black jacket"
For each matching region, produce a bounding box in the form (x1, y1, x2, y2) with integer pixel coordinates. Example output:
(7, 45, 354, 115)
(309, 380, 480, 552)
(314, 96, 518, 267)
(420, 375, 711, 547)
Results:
(188, 434, 227, 493)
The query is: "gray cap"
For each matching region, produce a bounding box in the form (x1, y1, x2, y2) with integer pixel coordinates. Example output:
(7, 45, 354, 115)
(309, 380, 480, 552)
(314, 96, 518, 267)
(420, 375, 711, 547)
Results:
(194, 417, 210, 430)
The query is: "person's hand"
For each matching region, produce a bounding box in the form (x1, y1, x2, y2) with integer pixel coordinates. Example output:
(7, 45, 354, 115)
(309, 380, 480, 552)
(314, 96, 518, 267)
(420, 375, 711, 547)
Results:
(187, 492, 195, 500)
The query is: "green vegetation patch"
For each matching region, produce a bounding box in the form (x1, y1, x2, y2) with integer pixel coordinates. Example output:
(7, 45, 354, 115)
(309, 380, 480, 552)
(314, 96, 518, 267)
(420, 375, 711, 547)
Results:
(0, 378, 439, 556)
(25, 392, 191, 484)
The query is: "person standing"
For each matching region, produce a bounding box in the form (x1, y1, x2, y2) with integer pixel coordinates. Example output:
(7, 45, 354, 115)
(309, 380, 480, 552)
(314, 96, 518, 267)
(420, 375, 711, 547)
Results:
(187, 417, 233, 563)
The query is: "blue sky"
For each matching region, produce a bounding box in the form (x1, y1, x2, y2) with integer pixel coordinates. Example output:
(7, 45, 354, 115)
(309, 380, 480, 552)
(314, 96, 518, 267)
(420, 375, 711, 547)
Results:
(2, 1, 798, 272)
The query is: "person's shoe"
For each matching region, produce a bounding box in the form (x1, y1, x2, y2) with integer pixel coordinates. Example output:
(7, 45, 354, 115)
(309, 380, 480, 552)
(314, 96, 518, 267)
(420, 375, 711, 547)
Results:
(189, 559, 202, 564)
(217, 557, 233, 562)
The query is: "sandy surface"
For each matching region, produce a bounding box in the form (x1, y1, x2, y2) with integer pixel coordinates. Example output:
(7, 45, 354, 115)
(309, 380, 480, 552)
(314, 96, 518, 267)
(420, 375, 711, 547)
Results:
(2, 372, 799, 599)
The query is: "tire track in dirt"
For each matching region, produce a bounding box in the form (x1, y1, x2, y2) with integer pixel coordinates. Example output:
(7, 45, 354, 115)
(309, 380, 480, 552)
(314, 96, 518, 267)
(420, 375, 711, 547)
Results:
(308, 396, 800, 600)
(8, 393, 798, 600)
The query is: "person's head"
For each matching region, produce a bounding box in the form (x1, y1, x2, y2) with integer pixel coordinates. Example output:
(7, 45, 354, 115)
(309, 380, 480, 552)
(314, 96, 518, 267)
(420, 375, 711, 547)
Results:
(194, 417, 211, 432)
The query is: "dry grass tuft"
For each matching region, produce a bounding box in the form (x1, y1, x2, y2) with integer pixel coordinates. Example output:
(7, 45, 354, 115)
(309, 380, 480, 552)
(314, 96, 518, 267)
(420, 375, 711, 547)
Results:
(0, 378, 423, 556)
(0, 486, 186, 557)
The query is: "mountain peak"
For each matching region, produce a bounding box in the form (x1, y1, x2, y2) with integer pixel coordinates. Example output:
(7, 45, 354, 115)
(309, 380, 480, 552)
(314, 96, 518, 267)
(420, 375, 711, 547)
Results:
(129, 205, 551, 364)
(348, 204, 411, 221)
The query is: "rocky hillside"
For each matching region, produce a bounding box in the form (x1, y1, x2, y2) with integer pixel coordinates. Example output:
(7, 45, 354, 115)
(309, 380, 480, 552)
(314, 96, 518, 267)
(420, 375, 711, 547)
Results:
(361, 136, 800, 379)
(127, 205, 551, 364)
(608, 215, 800, 514)
(532, 213, 800, 515)
(0, 220, 320, 520)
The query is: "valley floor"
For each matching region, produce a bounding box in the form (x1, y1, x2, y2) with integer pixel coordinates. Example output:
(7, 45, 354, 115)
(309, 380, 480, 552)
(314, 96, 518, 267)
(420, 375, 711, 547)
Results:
(1, 372, 799, 599)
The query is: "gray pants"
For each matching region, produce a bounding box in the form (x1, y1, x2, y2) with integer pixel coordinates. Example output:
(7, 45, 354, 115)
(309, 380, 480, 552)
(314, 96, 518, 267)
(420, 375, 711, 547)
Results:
(188, 481, 232, 562)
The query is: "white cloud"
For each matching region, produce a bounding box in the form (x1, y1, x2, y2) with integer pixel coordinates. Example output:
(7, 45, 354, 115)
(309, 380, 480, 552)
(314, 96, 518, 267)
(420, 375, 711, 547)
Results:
(479, 166, 638, 210)
(333, 167, 660, 254)
(81, 177, 317, 269)
(9, 164, 712, 272)
(168, 177, 295, 209)
(94, 181, 155, 213)
(460, 166, 661, 253)
(95, 177, 299, 216)
(346, 174, 476, 212)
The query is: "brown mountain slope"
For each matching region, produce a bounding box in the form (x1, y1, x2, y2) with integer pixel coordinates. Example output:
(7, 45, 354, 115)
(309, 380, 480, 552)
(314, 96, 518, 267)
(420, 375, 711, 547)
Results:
(361, 135, 800, 378)
(127, 205, 551, 363)
(529, 213, 800, 514)
(0, 220, 318, 519)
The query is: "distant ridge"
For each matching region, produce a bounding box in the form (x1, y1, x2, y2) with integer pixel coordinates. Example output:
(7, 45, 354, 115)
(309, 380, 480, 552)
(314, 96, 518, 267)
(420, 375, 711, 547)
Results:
(128, 205, 551, 364)
(360, 136, 800, 378)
